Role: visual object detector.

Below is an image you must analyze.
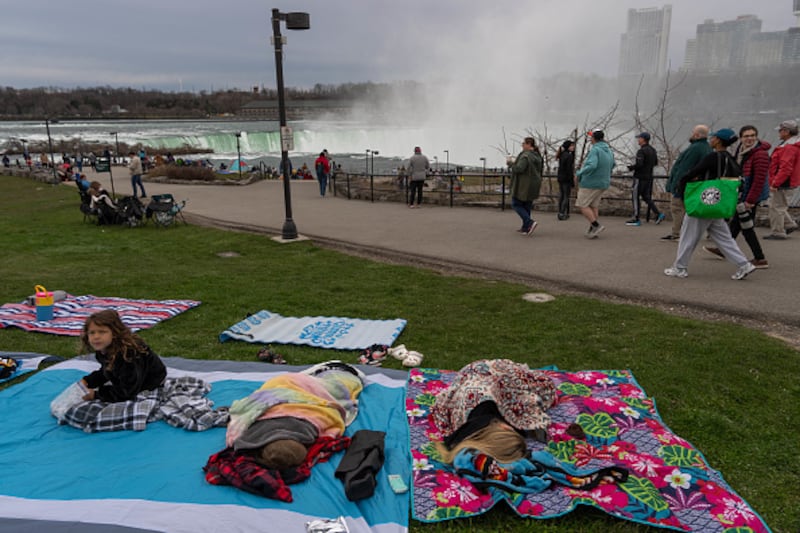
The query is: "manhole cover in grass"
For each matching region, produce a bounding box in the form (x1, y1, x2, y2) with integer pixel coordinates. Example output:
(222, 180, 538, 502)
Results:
(217, 251, 241, 258)
(522, 292, 555, 303)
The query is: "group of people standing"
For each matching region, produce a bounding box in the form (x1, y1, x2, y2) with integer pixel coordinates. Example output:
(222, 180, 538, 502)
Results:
(503, 118, 799, 281)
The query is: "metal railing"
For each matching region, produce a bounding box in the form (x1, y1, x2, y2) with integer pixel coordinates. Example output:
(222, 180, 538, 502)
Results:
(330, 171, 672, 214)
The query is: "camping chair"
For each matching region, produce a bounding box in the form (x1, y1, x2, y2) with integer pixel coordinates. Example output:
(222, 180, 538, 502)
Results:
(145, 194, 187, 228)
(78, 190, 99, 224)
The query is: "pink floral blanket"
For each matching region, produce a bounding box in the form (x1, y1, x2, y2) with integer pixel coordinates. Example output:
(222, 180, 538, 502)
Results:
(407, 367, 771, 532)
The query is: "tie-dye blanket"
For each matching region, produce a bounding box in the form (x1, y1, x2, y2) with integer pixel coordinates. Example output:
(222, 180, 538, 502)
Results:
(407, 367, 771, 532)
(0, 294, 200, 335)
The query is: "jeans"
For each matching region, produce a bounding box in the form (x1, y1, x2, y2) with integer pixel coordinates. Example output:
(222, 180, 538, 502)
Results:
(557, 181, 572, 216)
(511, 197, 533, 230)
(317, 171, 328, 196)
(131, 174, 145, 197)
(409, 180, 424, 205)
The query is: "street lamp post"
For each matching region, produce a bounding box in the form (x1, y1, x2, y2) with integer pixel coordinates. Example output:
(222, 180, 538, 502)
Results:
(109, 132, 120, 164)
(433, 155, 438, 172)
(45, 119, 57, 182)
(271, 8, 310, 240)
(365, 149, 370, 177)
(235, 132, 242, 180)
(444, 149, 449, 174)
(370, 150, 379, 202)
(479, 157, 486, 193)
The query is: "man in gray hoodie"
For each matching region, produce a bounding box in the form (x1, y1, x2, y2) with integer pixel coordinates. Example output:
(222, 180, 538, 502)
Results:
(407, 146, 430, 208)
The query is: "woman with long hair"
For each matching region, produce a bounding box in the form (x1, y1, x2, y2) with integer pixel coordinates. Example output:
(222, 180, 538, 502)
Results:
(431, 359, 556, 464)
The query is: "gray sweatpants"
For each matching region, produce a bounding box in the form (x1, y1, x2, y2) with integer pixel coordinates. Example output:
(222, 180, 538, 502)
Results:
(674, 214, 748, 270)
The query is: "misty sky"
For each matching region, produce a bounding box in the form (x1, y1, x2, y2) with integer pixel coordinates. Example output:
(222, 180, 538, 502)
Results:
(0, 0, 795, 91)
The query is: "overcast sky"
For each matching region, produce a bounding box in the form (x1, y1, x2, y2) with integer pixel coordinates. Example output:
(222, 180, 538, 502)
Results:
(0, 1, 794, 91)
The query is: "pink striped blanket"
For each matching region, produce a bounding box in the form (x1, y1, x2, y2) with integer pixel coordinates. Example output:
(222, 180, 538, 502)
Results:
(0, 294, 200, 335)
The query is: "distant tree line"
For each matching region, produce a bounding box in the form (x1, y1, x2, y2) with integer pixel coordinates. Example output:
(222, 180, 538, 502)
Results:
(0, 81, 423, 120)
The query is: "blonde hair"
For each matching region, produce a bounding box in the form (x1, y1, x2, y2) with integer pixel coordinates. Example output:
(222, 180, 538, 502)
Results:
(436, 420, 527, 464)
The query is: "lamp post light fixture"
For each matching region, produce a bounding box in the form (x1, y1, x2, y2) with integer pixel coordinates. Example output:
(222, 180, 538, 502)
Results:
(235, 132, 242, 180)
(271, 8, 310, 240)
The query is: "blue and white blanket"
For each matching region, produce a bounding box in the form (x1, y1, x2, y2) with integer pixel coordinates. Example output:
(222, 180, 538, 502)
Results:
(220, 310, 407, 350)
(0, 356, 409, 533)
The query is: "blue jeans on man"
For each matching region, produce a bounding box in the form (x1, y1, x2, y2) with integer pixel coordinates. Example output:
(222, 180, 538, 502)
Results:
(317, 170, 328, 197)
(131, 174, 146, 198)
(511, 197, 533, 231)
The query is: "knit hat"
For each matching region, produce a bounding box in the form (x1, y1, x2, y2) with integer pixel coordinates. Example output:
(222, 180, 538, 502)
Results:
(709, 128, 738, 146)
(233, 417, 318, 452)
(414, 146, 421, 153)
(257, 439, 309, 469)
(560, 140, 574, 150)
(636, 132, 651, 141)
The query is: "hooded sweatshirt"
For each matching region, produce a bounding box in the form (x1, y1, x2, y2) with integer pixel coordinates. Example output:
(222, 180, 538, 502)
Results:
(576, 141, 614, 189)
(768, 135, 800, 189)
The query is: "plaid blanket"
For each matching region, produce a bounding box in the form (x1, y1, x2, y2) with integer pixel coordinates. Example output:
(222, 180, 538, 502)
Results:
(0, 294, 200, 336)
(407, 367, 771, 532)
(60, 376, 229, 432)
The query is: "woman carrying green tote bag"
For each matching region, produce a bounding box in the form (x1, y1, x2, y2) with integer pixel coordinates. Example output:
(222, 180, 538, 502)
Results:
(664, 128, 757, 281)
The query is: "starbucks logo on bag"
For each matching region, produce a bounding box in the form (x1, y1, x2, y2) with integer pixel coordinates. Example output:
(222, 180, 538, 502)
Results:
(701, 187, 721, 206)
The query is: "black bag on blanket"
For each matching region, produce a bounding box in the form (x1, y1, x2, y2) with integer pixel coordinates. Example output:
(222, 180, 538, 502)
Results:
(335, 429, 385, 501)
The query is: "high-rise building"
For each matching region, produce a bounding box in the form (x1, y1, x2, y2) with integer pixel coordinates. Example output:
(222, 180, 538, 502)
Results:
(692, 15, 762, 72)
(618, 5, 672, 77)
(783, 27, 800, 64)
(794, 0, 800, 26)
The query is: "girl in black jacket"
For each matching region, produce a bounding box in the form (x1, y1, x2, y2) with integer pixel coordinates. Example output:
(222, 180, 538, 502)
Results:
(80, 309, 167, 402)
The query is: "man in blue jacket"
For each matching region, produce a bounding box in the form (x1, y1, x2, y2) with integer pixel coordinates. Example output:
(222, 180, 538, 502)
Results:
(576, 130, 615, 239)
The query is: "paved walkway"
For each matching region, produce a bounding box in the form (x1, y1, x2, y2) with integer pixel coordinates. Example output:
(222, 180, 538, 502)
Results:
(82, 170, 800, 331)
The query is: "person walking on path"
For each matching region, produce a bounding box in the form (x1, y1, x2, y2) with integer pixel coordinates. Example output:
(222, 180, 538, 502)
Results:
(626, 132, 665, 227)
(664, 128, 756, 281)
(314, 151, 331, 197)
(662, 125, 711, 241)
(703, 125, 769, 269)
(507, 136, 544, 235)
(556, 140, 575, 220)
(763, 119, 800, 240)
(575, 130, 614, 239)
(407, 146, 430, 208)
(128, 151, 146, 198)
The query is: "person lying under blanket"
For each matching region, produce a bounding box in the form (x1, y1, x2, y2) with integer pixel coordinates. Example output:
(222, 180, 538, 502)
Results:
(205, 361, 385, 502)
(431, 359, 627, 493)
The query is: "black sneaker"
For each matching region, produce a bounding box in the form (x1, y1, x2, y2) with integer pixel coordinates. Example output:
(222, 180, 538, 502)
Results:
(661, 235, 677, 241)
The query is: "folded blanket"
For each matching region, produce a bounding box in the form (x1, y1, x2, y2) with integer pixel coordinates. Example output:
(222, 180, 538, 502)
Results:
(59, 376, 229, 432)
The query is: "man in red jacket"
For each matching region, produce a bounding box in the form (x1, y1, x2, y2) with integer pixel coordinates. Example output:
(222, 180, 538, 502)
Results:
(764, 120, 800, 240)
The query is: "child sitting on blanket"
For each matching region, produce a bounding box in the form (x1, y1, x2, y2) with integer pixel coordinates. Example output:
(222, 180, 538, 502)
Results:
(431, 359, 557, 464)
(79, 309, 167, 402)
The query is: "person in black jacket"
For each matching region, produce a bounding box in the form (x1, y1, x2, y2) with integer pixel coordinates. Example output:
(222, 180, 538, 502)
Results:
(664, 128, 756, 281)
(626, 132, 664, 226)
(556, 140, 575, 220)
(80, 309, 167, 402)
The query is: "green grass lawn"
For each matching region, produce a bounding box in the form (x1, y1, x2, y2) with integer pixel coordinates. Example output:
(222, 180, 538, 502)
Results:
(1, 176, 798, 532)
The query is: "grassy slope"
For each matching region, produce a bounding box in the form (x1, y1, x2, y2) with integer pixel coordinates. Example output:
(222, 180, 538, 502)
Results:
(1, 176, 797, 532)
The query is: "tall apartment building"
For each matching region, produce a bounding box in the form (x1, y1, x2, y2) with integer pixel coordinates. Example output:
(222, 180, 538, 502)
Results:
(618, 5, 672, 77)
(683, 3, 800, 72)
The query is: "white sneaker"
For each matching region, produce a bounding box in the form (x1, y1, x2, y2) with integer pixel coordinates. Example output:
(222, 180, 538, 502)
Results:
(732, 262, 756, 280)
(664, 267, 688, 278)
(388, 344, 409, 360)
